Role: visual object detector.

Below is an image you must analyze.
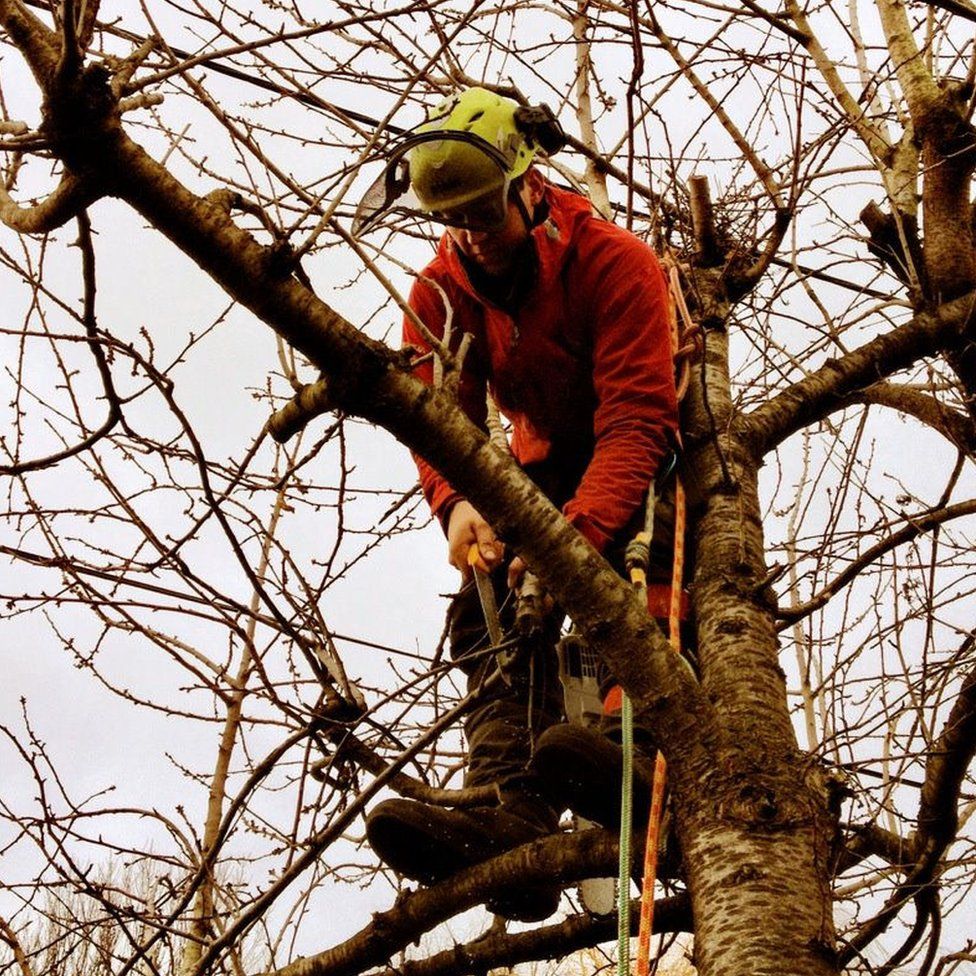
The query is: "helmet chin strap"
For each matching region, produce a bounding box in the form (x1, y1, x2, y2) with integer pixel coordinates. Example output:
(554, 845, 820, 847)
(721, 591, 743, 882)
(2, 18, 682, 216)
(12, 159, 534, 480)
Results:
(511, 187, 537, 232)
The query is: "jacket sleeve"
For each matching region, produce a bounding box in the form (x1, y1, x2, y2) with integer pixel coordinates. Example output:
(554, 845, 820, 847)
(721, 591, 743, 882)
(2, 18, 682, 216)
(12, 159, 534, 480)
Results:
(562, 230, 679, 552)
(402, 273, 488, 531)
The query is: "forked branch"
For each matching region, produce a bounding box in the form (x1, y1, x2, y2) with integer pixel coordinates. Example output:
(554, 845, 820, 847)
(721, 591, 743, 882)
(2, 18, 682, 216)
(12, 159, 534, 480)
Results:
(740, 293, 976, 456)
(839, 654, 976, 965)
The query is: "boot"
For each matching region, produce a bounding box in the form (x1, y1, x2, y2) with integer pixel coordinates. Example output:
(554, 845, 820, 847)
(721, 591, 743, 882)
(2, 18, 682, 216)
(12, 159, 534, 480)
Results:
(529, 722, 657, 831)
(365, 795, 562, 922)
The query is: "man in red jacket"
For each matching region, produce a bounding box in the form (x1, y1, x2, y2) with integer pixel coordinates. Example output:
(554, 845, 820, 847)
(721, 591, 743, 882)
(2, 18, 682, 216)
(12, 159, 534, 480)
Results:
(357, 88, 678, 920)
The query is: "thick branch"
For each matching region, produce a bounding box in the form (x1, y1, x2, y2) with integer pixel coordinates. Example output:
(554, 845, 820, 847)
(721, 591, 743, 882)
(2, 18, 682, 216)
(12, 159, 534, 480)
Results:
(876, 0, 941, 116)
(572, 4, 611, 217)
(927, 0, 976, 23)
(0, 916, 34, 976)
(688, 174, 722, 267)
(874, 0, 976, 300)
(836, 822, 912, 876)
(0, 0, 60, 85)
(0, 171, 100, 233)
(268, 376, 335, 444)
(268, 829, 637, 976)
(854, 382, 976, 455)
(917, 652, 976, 854)
(371, 894, 692, 976)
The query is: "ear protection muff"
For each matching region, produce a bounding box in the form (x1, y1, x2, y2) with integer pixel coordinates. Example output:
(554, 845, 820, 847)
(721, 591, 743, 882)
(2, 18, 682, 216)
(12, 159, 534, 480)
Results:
(514, 104, 567, 156)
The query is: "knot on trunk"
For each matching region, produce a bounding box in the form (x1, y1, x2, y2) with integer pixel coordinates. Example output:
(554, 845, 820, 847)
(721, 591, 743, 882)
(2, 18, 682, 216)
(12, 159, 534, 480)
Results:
(713, 754, 831, 832)
(42, 63, 119, 176)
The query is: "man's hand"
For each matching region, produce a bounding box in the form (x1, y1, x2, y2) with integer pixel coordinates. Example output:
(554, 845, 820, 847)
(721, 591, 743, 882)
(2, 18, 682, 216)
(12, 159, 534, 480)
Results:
(447, 500, 503, 576)
(506, 555, 527, 590)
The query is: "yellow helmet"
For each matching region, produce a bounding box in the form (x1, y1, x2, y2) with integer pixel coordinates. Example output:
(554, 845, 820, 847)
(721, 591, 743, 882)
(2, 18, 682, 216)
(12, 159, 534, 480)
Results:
(409, 87, 536, 212)
(353, 88, 564, 235)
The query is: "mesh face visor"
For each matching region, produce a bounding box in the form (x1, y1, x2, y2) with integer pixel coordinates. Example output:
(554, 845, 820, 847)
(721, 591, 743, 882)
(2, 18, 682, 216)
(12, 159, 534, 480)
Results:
(352, 132, 515, 236)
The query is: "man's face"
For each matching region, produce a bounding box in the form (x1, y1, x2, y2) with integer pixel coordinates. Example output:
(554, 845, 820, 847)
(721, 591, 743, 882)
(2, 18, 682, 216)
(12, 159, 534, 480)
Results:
(446, 170, 545, 277)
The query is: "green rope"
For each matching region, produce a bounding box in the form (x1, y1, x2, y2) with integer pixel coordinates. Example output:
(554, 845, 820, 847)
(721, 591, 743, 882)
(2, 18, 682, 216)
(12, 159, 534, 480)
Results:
(617, 468, 668, 975)
(617, 691, 634, 976)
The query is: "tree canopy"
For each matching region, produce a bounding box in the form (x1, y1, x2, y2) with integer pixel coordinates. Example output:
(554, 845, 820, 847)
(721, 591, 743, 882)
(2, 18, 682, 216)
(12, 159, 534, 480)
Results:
(1, 2, 975, 975)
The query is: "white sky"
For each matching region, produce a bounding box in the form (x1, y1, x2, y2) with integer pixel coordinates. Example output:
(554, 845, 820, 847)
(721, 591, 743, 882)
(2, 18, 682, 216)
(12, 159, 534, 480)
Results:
(2, 2, 975, 971)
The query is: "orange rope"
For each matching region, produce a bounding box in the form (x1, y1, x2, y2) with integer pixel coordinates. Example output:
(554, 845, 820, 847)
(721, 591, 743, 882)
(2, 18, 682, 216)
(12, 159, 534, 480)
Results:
(634, 476, 685, 976)
(634, 253, 694, 976)
(663, 256, 703, 404)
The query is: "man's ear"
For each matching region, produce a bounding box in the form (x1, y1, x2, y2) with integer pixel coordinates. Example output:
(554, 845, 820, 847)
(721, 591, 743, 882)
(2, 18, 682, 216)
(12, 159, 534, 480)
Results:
(523, 167, 546, 207)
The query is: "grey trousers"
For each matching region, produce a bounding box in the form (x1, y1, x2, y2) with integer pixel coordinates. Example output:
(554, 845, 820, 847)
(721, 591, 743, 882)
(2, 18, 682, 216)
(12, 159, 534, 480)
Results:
(449, 571, 564, 802)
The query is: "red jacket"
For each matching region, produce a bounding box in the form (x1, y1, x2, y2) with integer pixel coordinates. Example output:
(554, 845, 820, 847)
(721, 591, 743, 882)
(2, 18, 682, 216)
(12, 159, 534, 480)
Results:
(403, 184, 678, 553)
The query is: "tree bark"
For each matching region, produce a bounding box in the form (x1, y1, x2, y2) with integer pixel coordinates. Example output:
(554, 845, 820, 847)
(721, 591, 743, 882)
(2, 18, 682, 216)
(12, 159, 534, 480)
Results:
(674, 271, 839, 975)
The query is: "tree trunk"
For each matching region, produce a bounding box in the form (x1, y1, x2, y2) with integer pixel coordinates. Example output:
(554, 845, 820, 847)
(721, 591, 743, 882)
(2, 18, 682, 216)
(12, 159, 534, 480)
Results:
(673, 274, 839, 975)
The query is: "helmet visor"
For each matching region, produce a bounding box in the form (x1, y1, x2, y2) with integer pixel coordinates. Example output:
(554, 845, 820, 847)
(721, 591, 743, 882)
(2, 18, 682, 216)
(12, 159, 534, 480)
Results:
(353, 131, 513, 236)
